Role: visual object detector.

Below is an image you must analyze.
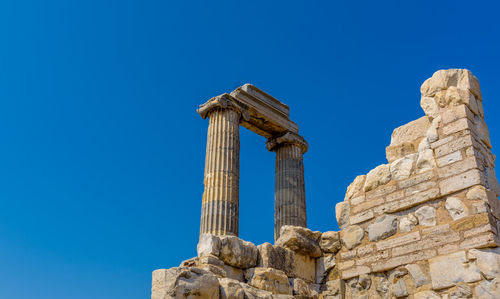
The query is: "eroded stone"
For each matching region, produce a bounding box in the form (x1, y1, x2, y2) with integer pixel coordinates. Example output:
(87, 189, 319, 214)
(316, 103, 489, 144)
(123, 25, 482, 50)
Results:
(341, 225, 364, 250)
(415, 206, 436, 226)
(367, 214, 398, 242)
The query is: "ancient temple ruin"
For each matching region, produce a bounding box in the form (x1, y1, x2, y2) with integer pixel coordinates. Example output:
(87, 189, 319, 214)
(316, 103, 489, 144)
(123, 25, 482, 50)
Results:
(197, 85, 308, 240)
(152, 69, 500, 298)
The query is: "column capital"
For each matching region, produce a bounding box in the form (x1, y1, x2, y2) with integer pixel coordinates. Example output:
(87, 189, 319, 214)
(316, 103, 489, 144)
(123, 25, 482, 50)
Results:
(266, 131, 308, 154)
(197, 93, 250, 121)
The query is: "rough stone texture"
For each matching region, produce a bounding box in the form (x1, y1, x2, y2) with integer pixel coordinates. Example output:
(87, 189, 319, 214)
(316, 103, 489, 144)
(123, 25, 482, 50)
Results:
(405, 264, 430, 287)
(152, 267, 220, 299)
(275, 225, 322, 258)
(390, 155, 416, 181)
(367, 214, 398, 242)
(364, 164, 391, 192)
(414, 291, 441, 299)
(219, 278, 245, 299)
(197, 234, 221, 257)
(341, 225, 364, 250)
(475, 278, 500, 299)
(290, 278, 311, 298)
(416, 148, 436, 173)
(390, 116, 430, 147)
(319, 231, 341, 253)
(219, 236, 258, 269)
(335, 201, 350, 229)
(399, 214, 418, 233)
(315, 254, 336, 284)
(239, 282, 274, 299)
(429, 251, 481, 290)
(415, 206, 437, 226)
(245, 267, 293, 295)
(445, 197, 468, 220)
(345, 175, 366, 201)
(468, 247, 500, 279)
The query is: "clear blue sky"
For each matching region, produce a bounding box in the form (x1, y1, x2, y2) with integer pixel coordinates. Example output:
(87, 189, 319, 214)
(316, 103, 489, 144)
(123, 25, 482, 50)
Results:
(1, 1, 499, 298)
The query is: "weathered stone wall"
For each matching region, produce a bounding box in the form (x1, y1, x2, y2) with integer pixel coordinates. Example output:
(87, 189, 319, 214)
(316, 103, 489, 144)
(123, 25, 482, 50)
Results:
(152, 69, 500, 298)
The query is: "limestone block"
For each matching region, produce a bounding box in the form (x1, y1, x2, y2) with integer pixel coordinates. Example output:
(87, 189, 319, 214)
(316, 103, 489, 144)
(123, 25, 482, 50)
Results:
(386, 142, 417, 163)
(428, 251, 481, 290)
(421, 69, 461, 97)
(341, 225, 364, 250)
(426, 116, 441, 143)
(219, 236, 258, 269)
(487, 167, 500, 197)
(367, 214, 398, 242)
(239, 283, 274, 299)
(222, 264, 244, 282)
(434, 134, 473, 158)
(258, 243, 316, 283)
(291, 252, 316, 283)
(416, 149, 436, 173)
(321, 279, 343, 297)
(390, 155, 416, 181)
(472, 202, 488, 214)
(443, 117, 471, 136)
(399, 214, 418, 233)
(245, 267, 292, 295)
(421, 96, 439, 119)
(414, 291, 441, 299)
(276, 225, 322, 258)
(315, 254, 336, 284)
(199, 255, 224, 267)
(319, 231, 341, 253)
(458, 69, 481, 100)
(345, 175, 366, 201)
(218, 278, 244, 299)
(197, 234, 221, 257)
(290, 278, 312, 298)
(466, 185, 488, 201)
(418, 137, 431, 151)
(475, 118, 491, 148)
(437, 156, 479, 179)
(439, 169, 485, 196)
(364, 164, 391, 192)
(335, 201, 350, 229)
(152, 267, 220, 299)
(436, 151, 462, 167)
(391, 278, 408, 298)
(468, 247, 500, 279)
(449, 283, 472, 299)
(390, 116, 431, 146)
(405, 263, 430, 287)
(415, 206, 437, 226)
(445, 197, 468, 220)
(474, 278, 500, 299)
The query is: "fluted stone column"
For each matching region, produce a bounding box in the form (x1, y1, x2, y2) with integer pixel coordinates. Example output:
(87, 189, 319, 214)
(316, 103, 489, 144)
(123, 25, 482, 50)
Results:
(197, 94, 249, 237)
(267, 132, 308, 241)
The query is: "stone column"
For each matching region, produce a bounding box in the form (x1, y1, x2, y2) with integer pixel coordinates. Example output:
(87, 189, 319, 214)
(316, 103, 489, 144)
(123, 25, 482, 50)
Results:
(267, 132, 308, 241)
(197, 94, 249, 237)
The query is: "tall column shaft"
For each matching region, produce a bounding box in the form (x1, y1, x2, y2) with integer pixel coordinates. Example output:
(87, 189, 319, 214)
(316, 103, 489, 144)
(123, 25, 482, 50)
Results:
(267, 132, 308, 241)
(200, 107, 241, 236)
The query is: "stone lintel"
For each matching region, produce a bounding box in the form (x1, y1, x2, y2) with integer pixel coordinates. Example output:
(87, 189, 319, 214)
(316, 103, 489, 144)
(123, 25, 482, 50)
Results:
(230, 84, 299, 138)
(266, 131, 308, 154)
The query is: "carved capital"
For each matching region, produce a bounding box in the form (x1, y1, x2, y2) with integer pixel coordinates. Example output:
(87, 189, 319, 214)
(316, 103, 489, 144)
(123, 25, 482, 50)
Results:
(266, 131, 308, 154)
(197, 93, 250, 121)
